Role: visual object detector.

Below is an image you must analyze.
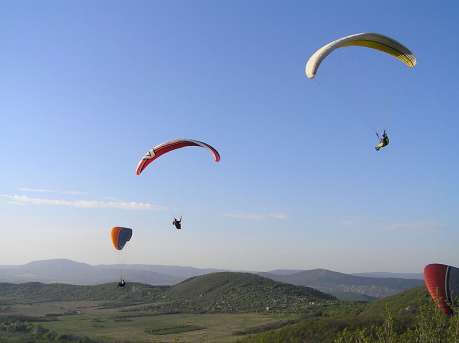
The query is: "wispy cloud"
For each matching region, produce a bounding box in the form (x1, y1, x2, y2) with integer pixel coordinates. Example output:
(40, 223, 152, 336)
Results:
(19, 187, 85, 195)
(1, 194, 166, 211)
(224, 212, 288, 221)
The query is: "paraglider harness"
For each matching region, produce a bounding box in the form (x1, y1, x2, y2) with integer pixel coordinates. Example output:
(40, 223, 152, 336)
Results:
(375, 130, 389, 151)
(172, 217, 182, 230)
(118, 279, 126, 288)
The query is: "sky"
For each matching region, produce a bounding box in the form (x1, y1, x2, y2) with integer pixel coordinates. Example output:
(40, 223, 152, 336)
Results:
(1, 0, 458, 273)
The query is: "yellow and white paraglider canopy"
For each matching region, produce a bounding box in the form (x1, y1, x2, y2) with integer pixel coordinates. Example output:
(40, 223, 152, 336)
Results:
(305, 33, 416, 79)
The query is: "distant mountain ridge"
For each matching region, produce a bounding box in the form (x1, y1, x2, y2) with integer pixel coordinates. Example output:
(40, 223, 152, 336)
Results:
(97, 263, 223, 279)
(352, 272, 423, 280)
(260, 269, 423, 299)
(0, 259, 198, 285)
(0, 260, 423, 300)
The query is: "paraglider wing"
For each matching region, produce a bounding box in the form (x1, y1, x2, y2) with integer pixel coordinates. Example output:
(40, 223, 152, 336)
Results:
(305, 33, 416, 79)
(424, 264, 459, 315)
(172, 217, 182, 230)
(375, 131, 390, 151)
(111, 227, 133, 251)
(136, 139, 220, 175)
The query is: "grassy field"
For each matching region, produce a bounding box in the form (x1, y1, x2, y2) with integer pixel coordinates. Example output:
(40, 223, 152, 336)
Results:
(0, 300, 99, 317)
(3, 301, 297, 342)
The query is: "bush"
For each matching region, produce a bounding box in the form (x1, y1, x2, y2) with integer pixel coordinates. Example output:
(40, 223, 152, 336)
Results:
(334, 302, 459, 343)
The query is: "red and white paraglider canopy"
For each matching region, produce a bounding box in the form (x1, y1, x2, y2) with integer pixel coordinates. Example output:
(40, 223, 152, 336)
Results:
(424, 263, 459, 315)
(136, 139, 220, 176)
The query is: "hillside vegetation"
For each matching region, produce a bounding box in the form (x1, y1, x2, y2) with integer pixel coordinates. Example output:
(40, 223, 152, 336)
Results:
(358, 287, 430, 319)
(241, 287, 441, 343)
(164, 272, 335, 313)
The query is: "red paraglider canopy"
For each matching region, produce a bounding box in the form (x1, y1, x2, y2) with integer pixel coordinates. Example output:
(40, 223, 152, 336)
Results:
(424, 263, 459, 315)
(136, 139, 220, 175)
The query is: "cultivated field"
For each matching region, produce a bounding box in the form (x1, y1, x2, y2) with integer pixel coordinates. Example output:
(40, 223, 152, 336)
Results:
(3, 300, 297, 342)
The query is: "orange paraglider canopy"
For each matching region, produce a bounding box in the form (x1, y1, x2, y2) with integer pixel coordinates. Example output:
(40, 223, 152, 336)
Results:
(111, 227, 132, 251)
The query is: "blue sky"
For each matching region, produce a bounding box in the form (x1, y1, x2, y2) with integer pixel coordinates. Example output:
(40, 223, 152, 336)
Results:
(1, 0, 458, 272)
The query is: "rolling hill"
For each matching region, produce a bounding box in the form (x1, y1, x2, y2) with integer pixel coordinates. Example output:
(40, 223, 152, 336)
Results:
(164, 272, 335, 312)
(0, 272, 335, 313)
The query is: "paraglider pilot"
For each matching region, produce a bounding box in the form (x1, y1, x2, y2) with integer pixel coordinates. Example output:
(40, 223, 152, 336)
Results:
(172, 217, 182, 230)
(375, 130, 389, 151)
(118, 279, 126, 288)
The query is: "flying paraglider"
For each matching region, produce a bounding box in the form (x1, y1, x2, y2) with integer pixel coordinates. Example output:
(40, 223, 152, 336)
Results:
(135, 139, 220, 230)
(111, 227, 132, 288)
(305, 33, 416, 79)
(424, 263, 459, 315)
(375, 130, 390, 151)
(136, 139, 220, 175)
(172, 217, 182, 230)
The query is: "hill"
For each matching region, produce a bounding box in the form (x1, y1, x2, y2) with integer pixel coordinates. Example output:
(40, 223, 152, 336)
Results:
(261, 269, 423, 299)
(0, 272, 335, 314)
(163, 272, 335, 313)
